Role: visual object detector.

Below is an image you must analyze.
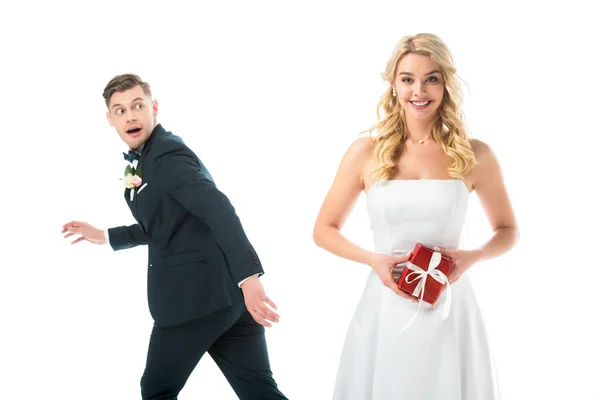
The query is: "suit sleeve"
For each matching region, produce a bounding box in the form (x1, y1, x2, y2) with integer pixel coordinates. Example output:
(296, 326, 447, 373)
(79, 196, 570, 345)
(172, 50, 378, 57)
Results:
(153, 148, 264, 284)
(107, 224, 148, 250)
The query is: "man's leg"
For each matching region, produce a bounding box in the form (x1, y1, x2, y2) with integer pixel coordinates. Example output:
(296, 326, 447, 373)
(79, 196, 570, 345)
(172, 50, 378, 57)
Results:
(208, 304, 287, 400)
(140, 305, 239, 400)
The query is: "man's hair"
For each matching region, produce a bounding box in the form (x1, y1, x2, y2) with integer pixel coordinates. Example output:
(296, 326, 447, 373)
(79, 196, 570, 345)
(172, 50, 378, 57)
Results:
(102, 73, 152, 107)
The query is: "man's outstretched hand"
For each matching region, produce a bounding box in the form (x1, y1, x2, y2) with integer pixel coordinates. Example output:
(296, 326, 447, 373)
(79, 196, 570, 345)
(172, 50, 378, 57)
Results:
(62, 221, 107, 245)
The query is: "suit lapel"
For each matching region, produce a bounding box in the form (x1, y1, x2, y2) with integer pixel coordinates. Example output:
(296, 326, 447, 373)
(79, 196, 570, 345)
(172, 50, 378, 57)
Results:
(123, 123, 171, 234)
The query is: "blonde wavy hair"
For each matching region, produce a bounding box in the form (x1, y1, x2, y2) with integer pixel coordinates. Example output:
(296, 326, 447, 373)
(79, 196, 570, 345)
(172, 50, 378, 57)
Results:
(366, 33, 476, 182)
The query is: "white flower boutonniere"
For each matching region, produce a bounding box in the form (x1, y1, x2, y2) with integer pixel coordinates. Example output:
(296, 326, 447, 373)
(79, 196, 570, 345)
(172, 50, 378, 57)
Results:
(121, 164, 143, 188)
(120, 164, 143, 199)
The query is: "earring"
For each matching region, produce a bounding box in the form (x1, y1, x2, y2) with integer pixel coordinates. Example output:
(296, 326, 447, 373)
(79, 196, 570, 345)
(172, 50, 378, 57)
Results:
(392, 88, 396, 97)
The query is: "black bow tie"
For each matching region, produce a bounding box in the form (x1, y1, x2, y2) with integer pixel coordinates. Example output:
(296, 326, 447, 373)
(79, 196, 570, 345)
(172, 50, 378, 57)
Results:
(123, 150, 140, 163)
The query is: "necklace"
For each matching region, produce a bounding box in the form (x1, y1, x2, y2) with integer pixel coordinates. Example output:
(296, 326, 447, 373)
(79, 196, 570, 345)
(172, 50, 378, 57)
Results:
(409, 137, 431, 144)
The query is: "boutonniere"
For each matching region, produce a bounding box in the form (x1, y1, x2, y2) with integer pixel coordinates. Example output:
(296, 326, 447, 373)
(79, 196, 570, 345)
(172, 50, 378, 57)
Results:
(120, 164, 143, 189)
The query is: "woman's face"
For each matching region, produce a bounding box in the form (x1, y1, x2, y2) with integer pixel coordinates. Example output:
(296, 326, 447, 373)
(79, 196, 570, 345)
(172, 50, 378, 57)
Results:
(393, 54, 445, 123)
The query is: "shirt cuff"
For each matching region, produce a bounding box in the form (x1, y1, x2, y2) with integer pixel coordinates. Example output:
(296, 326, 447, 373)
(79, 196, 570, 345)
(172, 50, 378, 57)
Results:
(238, 273, 260, 287)
(104, 230, 110, 245)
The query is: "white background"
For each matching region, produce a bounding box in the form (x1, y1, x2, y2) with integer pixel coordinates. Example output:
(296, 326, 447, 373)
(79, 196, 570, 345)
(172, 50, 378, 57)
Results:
(1, 1, 598, 399)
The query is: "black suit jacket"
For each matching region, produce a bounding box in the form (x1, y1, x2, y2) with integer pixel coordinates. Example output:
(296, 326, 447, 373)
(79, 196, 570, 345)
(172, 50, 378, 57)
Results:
(108, 124, 264, 327)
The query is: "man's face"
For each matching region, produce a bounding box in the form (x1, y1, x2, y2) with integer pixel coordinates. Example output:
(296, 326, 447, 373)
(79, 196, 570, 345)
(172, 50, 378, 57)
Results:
(106, 85, 158, 150)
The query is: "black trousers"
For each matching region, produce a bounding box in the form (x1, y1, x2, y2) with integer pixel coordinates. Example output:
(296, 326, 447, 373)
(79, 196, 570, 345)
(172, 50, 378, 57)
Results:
(140, 302, 287, 399)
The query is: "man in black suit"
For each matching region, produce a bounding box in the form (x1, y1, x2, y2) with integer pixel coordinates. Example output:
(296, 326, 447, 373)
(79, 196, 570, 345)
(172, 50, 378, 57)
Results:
(62, 74, 287, 399)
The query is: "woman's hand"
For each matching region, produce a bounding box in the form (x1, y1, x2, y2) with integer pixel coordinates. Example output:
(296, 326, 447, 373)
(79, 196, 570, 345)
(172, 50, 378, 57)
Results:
(368, 252, 417, 302)
(434, 247, 482, 284)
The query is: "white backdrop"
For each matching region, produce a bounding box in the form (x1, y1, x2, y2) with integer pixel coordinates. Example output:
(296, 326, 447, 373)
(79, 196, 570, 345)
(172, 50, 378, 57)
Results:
(1, 1, 598, 399)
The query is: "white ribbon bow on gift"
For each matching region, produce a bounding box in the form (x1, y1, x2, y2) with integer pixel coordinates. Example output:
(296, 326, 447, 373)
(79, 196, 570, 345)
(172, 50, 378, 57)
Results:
(395, 250, 452, 334)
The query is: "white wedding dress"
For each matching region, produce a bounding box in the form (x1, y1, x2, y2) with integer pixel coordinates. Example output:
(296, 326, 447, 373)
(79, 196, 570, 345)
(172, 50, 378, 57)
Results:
(333, 179, 499, 400)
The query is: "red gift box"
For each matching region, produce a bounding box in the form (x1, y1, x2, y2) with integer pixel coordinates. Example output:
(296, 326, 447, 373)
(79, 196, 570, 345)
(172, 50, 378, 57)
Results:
(397, 243, 454, 306)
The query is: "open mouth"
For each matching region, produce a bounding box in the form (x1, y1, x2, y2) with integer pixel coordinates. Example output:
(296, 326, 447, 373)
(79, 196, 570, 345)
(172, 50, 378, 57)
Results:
(126, 127, 142, 135)
(409, 100, 433, 110)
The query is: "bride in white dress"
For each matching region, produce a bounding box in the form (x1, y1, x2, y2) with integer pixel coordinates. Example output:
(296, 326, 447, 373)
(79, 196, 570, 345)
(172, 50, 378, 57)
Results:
(313, 33, 518, 400)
